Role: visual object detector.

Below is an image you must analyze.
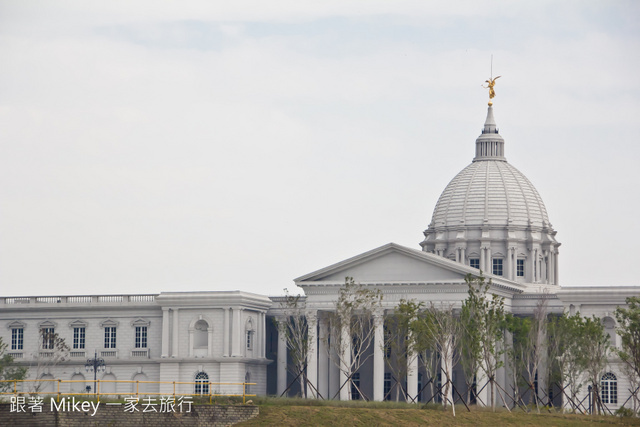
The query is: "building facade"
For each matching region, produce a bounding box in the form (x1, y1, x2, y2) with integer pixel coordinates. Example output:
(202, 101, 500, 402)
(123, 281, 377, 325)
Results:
(1, 100, 638, 410)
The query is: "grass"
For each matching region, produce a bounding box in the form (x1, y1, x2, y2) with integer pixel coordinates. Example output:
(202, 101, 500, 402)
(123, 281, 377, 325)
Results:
(238, 397, 640, 426)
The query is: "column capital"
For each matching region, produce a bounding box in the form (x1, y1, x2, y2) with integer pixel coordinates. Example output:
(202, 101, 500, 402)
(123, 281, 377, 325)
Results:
(372, 308, 385, 320)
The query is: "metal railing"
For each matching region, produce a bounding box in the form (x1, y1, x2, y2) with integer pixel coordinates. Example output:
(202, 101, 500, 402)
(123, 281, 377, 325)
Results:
(0, 379, 257, 404)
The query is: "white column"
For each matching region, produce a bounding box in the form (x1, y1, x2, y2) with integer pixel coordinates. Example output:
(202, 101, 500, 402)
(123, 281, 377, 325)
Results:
(480, 248, 485, 273)
(373, 310, 384, 401)
(339, 323, 351, 401)
(506, 247, 513, 280)
(260, 312, 266, 358)
(486, 247, 492, 273)
(231, 308, 243, 357)
(306, 311, 318, 398)
(441, 336, 453, 406)
(329, 334, 340, 400)
(530, 249, 536, 282)
(318, 316, 329, 400)
(207, 327, 213, 357)
(161, 308, 170, 358)
(171, 308, 179, 357)
(406, 349, 418, 403)
(476, 365, 490, 407)
(277, 317, 287, 397)
(256, 311, 263, 359)
(554, 251, 559, 286)
(188, 328, 194, 357)
(223, 308, 230, 357)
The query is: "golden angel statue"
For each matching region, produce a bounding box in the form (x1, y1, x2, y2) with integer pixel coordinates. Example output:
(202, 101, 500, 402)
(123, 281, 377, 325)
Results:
(483, 76, 501, 99)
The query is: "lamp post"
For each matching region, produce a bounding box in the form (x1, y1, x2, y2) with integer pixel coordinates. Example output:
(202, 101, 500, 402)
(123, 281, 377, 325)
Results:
(85, 351, 106, 396)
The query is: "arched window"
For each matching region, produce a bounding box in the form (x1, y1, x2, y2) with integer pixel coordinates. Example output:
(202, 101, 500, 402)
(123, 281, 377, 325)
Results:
(601, 372, 617, 404)
(195, 372, 209, 395)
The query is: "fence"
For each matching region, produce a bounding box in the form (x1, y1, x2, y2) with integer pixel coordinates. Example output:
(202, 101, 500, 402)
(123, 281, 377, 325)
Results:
(0, 379, 257, 404)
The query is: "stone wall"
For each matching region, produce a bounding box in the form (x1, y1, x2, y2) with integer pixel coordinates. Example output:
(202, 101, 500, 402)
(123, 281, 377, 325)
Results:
(0, 403, 258, 427)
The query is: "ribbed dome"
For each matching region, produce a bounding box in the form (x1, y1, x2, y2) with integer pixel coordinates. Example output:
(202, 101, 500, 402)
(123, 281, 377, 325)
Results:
(421, 102, 559, 285)
(430, 160, 550, 228)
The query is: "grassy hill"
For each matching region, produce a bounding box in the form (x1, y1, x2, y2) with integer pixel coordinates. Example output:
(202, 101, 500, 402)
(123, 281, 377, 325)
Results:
(238, 398, 640, 427)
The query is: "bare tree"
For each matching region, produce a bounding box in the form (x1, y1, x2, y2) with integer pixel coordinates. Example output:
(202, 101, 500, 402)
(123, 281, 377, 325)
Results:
(274, 290, 312, 397)
(30, 329, 69, 394)
(506, 294, 550, 411)
(578, 315, 610, 415)
(383, 302, 414, 401)
(412, 302, 462, 415)
(326, 277, 383, 400)
(461, 273, 506, 411)
(547, 313, 584, 412)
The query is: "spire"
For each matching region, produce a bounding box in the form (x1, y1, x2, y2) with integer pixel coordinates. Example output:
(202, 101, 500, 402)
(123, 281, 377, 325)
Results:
(473, 105, 506, 162)
(483, 105, 497, 133)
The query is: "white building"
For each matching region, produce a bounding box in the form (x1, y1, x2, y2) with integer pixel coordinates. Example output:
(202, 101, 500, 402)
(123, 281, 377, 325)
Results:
(2, 98, 638, 410)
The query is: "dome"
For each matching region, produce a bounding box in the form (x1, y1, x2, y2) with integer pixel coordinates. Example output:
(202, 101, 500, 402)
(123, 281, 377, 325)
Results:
(420, 103, 560, 285)
(430, 160, 550, 229)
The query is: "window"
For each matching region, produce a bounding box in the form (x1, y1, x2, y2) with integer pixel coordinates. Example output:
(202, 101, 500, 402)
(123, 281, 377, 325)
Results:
(492, 258, 503, 276)
(195, 372, 209, 395)
(603, 317, 616, 346)
(246, 331, 253, 350)
(104, 327, 116, 348)
(135, 326, 147, 348)
(601, 372, 617, 404)
(351, 372, 361, 400)
(469, 258, 480, 269)
(418, 373, 423, 403)
(517, 259, 525, 277)
(11, 328, 23, 350)
(245, 371, 251, 394)
(41, 328, 55, 350)
(384, 373, 391, 401)
(73, 327, 86, 349)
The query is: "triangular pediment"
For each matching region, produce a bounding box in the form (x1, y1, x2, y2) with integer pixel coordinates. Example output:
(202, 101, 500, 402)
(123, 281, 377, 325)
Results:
(295, 243, 485, 285)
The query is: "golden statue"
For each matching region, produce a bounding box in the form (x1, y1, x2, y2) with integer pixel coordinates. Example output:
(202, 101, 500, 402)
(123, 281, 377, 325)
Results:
(483, 76, 501, 105)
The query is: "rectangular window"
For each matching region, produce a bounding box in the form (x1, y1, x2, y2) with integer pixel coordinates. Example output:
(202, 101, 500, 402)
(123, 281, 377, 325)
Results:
(135, 326, 147, 348)
(11, 328, 24, 350)
(469, 258, 480, 269)
(246, 331, 253, 350)
(351, 373, 361, 400)
(516, 259, 525, 277)
(492, 258, 503, 276)
(73, 327, 86, 349)
(41, 328, 55, 350)
(104, 327, 116, 348)
(383, 373, 391, 401)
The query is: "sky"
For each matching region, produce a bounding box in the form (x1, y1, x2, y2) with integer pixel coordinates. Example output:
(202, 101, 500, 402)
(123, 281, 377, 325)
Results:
(1, 1, 639, 297)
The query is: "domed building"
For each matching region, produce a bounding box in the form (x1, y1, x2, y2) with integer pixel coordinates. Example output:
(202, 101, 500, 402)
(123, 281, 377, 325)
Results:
(420, 105, 560, 285)
(2, 87, 639, 415)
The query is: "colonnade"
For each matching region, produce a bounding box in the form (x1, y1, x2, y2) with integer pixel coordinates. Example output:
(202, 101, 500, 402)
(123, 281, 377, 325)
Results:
(275, 310, 467, 404)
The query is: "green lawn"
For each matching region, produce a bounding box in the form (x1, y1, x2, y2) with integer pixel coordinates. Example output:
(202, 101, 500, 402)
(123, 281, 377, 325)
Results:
(238, 398, 640, 427)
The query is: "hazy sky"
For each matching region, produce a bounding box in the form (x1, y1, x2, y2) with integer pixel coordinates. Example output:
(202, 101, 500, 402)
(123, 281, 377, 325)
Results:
(1, 1, 639, 297)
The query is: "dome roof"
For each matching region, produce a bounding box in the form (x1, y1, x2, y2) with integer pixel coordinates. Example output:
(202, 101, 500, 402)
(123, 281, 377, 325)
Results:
(430, 160, 550, 228)
(428, 105, 551, 230)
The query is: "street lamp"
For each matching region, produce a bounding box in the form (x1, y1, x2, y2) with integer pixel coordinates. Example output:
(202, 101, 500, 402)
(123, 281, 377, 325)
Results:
(85, 351, 106, 396)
